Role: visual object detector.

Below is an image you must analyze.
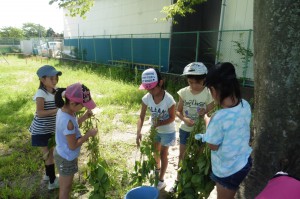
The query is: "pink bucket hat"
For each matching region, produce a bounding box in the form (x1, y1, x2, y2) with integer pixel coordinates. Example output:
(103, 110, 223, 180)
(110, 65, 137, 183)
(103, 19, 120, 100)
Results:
(139, 68, 159, 90)
(65, 83, 96, 109)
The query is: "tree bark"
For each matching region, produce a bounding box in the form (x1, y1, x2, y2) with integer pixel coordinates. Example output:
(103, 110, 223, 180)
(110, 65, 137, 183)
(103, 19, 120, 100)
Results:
(237, 0, 300, 198)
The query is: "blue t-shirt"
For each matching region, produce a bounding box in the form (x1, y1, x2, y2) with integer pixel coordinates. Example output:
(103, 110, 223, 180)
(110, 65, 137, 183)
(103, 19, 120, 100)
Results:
(55, 109, 82, 161)
(203, 99, 252, 177)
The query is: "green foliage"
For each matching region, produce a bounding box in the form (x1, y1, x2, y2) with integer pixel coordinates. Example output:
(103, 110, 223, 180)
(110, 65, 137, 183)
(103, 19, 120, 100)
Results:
(176, 116, 215, 198)
(131, 124, 159, 187)
(0, 26, 24, 38)
(49, 0, 94, 19)
(80, 115, 111, 199)
(161, 0, 207, 23)
(22, 23, 46, 38)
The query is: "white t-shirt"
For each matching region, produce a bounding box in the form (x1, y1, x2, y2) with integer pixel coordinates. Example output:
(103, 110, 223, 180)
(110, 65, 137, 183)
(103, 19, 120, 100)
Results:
(177, 86, 213, 132)
(55, 109, 82, 161)
(142, 91, 176, 134)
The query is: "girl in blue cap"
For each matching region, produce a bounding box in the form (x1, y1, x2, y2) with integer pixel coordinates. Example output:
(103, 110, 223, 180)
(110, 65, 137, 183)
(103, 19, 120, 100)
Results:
(29, 65, 62, 190)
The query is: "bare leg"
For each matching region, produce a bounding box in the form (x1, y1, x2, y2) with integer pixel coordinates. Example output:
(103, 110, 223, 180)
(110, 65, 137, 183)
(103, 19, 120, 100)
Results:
(216, 182, 236, 199)
(41, 147, 54, 165)
(59, 174, 74, 199)
(159, 146, 169, 181)
(154, 142, 161, 169)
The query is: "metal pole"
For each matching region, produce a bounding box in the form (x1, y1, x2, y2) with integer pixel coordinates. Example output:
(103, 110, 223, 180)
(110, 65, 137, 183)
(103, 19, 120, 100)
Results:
(243, 29, 252, 86)
(93, 35, 96, 63)
(110, 35, 113, 61)
(195, 31, 199, 62)
(159, 33, 161, 71)
(131, 34, 133, 67)
(216, 0, 227, 63)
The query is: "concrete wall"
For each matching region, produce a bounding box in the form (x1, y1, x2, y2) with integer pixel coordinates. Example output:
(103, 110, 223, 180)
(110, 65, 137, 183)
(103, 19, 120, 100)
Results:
(64, 0, 172, 37)
(218, 0, 254, 81)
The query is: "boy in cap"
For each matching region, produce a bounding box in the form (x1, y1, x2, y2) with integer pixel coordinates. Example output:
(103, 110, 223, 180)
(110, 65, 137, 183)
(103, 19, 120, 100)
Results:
(170, 62, 214, 192)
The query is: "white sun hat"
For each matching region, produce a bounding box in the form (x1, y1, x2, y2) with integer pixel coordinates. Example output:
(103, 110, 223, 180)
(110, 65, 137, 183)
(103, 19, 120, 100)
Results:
(182, 62, 208, 76)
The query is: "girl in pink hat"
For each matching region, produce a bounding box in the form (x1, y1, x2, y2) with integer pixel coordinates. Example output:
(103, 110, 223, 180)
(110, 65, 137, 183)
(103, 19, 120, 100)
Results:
(54, 83, 97, 198)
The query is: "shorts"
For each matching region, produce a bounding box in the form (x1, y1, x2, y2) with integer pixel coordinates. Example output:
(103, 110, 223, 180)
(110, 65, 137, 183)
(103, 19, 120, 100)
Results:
(54, 148, 78, 176)
(179, 128, 190, 145)
(31, 133, 53, 147)
(154, 132, 176, 147)
(210, 156, 252, 190)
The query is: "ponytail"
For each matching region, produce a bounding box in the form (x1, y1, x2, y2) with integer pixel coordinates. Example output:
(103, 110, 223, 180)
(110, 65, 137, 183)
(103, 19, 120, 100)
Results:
(55, 88, 67, 108)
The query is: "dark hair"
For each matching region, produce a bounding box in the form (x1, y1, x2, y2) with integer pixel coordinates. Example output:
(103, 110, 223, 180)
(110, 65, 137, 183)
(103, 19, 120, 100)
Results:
(205, 62, 241, 104)
(154, 68, 165, 89)
(186, 74, 207, 81)
(55, 88, 68, 108)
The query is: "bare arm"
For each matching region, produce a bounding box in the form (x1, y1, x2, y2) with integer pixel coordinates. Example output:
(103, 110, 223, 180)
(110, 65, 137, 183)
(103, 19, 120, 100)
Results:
(36, 97, 57, 117)
(176, 97, 194, 126)
(136, 103, 147, 147)
(207, 143, 219, 151)
(78, 109, 93, 126)
(65, 120, 98, 150)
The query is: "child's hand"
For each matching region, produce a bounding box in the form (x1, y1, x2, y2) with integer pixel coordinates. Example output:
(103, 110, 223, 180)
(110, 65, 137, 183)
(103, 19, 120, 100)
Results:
(197, 108, 206, 116)
(183, 117, 195, 127)
(87, 128, 98, 137)
(84, 109, 94, 119)
(136, 133, 142, 147)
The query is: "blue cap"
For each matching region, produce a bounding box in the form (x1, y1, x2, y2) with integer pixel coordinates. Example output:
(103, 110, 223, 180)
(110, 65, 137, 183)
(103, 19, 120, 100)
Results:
(36, 65, 62, 78)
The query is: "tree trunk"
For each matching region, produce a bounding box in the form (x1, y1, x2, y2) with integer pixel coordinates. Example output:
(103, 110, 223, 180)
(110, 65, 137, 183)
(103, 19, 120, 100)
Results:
(237, 0, 300, 198)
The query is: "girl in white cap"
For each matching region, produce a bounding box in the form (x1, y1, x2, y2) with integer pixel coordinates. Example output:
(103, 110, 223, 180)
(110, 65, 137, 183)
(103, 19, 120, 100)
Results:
(171, 62, 214, 192)
(136, 68, 176, 191)
(54, 83, 98, 198)
(29, 65, 62, 190)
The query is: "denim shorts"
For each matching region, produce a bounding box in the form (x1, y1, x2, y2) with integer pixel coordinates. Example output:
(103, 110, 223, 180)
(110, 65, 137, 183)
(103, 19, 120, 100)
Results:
(31, 133, 53, 147)
(154, 132, 176, 147)
(210, 156, 252, 190)
(179, 128, 190, 145)
(54, 148, 78, 176)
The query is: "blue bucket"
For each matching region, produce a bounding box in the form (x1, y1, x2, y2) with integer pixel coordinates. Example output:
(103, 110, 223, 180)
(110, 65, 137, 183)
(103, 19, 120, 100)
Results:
(125, 186, 159, 199)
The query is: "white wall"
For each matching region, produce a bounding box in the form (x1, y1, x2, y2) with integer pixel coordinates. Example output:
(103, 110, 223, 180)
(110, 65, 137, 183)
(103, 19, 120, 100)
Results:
(63, 0, 172, 38)
(218, 0, 254, 81)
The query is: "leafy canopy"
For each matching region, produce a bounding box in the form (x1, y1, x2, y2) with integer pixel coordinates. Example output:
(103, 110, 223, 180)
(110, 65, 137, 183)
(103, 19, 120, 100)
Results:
(48, 0, 206, 22)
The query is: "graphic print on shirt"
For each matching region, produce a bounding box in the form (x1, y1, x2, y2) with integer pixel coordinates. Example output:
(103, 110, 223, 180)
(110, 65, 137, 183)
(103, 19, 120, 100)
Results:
(183, 99, 206, 121)
(149, 106, 168, 122)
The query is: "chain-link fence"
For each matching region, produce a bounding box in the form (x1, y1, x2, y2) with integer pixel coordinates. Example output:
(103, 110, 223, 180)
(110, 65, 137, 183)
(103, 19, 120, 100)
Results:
(0, 30, 253, 85)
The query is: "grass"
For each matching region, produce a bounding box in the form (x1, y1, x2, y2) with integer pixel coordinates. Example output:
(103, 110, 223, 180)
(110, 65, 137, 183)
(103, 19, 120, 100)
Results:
(0, 57, 150, 198)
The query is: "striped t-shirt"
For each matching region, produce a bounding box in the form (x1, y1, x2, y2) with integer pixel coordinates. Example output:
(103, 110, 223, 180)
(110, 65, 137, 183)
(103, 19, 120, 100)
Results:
(29, 88, 57, 135)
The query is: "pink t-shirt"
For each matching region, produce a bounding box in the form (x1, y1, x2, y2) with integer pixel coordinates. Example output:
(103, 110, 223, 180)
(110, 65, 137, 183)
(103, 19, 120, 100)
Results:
(256, 175, 300, 199)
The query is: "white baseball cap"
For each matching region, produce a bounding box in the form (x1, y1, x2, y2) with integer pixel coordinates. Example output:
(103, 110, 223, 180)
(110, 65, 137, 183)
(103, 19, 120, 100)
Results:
(139, 68, 159, 90)
(182, 62, 208, 76)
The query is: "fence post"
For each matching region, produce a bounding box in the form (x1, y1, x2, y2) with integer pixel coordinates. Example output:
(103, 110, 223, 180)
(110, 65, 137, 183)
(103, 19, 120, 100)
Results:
(131, 34, 133, 67)
(110, 35, 113, 61)
(195, 31, 199, 62)
(159, 33, 161, 71)
(93, 35, 97, 63)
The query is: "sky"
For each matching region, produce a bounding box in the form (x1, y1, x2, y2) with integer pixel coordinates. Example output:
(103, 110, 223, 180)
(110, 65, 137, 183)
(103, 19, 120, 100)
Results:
(0, 0, 64, 33)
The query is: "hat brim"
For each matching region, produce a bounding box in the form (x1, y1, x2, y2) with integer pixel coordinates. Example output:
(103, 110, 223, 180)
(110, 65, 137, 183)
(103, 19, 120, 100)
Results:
(139, 81, 158, 90)
(83, 99, 96, 109)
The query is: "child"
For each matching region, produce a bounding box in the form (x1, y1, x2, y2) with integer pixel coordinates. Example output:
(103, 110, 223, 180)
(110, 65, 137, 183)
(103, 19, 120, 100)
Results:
(171, 62, 214, 192)
(54, 82, 98, 199)
(29, 65, 62, 190)
(136, 68, 176, 191)
(195, 62, 252, 199)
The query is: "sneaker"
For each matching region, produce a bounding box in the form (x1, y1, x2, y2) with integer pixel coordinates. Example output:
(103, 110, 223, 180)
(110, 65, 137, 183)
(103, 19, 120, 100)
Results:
(48, 177, 59, 190)
(156, 180, 167, 191)
(43, 175, 49, 181)
(169, 180, 178, 193)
